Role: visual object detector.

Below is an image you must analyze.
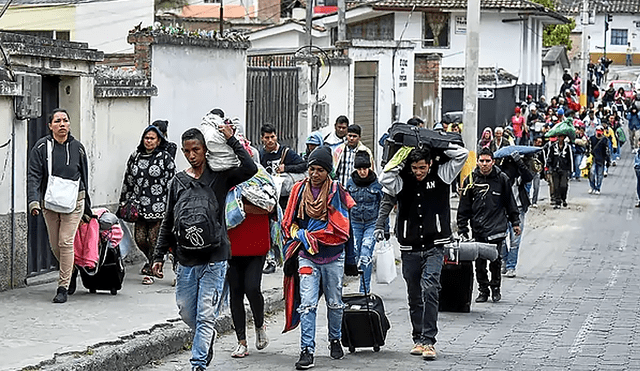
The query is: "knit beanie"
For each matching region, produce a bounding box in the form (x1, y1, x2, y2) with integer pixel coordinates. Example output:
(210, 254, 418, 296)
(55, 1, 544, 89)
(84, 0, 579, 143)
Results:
(308, 146, 333, 173)
(354, 151, 371, 169)
(347, 124, 362, 136)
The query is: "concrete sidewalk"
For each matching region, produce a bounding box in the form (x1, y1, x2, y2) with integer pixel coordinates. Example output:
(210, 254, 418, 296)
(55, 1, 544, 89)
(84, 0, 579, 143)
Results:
(0, 261, 286, 371)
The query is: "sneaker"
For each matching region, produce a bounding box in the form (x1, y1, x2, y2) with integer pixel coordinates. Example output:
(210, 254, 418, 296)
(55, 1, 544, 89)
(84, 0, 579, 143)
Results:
(562, 201, 568, 207)
(205, 329, 217, 366)
(604, 171, 608, 178)
(636, 202, 640, 208)
(475, 292, 489, 303)
(422, 344, 437, 360)
(531, 203, 538, 208)
(612, 161, 617, 166)
(192, 367, 205, 371)
(505, 269, 516, 278)
(231, 343, 249, 358)
(295, 348, 314, 370)
(52, 286, 68, 303)
(501, 265, 507, 275)
(263, 260, 276, 274)
(329, 339, 344, 360)
(255, 325, 269, 350)
(492, 288, 502, 302)
(594, 190, 601, 195)
(588, 188, 594, 194)
(410, 343, 425, 355)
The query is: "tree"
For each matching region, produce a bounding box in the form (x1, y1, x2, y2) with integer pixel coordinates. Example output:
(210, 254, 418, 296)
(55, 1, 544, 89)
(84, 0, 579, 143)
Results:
(532, 0, 576, 50)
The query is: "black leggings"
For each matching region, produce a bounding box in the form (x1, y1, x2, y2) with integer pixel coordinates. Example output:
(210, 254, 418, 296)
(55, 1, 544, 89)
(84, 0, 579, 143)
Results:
(227, 255, 267, 341)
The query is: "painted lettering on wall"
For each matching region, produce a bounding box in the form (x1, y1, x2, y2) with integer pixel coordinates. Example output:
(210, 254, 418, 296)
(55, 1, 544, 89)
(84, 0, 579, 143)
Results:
(398, 58, 408, 88)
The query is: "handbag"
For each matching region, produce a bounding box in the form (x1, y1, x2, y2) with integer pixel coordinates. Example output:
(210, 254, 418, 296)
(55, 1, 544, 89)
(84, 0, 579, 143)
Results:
(43, 140, 80, 214)
(275, 147, 307, 197)
(375, 240, 397, 284)
(117, 200, 139, 223)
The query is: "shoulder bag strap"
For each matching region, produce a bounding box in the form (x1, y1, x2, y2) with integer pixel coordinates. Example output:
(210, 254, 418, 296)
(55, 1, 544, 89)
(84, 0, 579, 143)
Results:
(280, 147, 289, 165)
(47, 139, 52, 177)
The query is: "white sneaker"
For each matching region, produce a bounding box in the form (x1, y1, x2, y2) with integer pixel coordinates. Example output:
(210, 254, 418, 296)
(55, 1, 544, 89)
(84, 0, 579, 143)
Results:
(531, 203, 538, 208)
(588, 188, 594, 194)
(594, 190, 601, 195)
(255, 325, 269, 350)
(231, 343, 249, 358)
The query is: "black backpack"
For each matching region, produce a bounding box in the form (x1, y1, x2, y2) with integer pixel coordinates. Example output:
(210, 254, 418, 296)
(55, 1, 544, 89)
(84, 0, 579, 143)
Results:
(172, 172, 222, 251)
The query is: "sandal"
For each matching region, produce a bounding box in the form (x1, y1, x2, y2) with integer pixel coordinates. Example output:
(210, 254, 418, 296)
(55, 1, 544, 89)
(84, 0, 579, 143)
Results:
(142, 276, 154, 285)
(140, 264, 153, 276)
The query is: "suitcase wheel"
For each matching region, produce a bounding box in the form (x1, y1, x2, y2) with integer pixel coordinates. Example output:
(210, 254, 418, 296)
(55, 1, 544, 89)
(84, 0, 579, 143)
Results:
(373, 346, 380, 352)
(90, 289, 96, 294)
(349, 347, 355, 353)
(110, 288, 118, 295)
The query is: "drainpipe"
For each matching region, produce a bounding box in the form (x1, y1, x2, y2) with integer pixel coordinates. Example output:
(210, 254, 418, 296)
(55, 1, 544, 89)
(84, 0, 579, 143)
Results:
(10, 114, 15, 289)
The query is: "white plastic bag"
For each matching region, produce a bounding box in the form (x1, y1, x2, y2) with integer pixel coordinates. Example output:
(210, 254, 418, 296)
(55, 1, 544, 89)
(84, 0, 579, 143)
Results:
(43, 140, 79, 213)
(375, 241, 397, 284)
(201, 112, 240, 171)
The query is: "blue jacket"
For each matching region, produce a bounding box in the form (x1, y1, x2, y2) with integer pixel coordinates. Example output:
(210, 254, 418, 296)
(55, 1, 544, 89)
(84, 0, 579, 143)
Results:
(627, 111, 640, 131)
(346, 175, 383, 223)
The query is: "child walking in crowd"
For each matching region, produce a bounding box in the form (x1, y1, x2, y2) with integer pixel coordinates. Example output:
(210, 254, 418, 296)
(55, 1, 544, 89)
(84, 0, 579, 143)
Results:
(346, 151, 383, 293)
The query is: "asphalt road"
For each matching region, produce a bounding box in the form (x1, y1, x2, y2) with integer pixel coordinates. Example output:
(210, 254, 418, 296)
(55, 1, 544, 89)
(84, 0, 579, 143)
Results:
(135, 141, 640, 371)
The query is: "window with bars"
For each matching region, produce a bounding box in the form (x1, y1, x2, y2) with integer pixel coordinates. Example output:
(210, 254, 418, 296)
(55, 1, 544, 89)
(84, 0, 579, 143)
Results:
(423, 12, 450, 48)
(345, 14, 394, 41)
(611, 29, 628, 45)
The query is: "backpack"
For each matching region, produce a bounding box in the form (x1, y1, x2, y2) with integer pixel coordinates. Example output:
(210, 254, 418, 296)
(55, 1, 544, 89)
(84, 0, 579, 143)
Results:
(172, 172, 222, 251)
(616, 127, 627, 145)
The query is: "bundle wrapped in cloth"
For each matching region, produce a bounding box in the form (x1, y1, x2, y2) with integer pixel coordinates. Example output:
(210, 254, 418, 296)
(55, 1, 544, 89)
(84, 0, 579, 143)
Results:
(545, 117, 576, 141)
(201, 110, 241, 171)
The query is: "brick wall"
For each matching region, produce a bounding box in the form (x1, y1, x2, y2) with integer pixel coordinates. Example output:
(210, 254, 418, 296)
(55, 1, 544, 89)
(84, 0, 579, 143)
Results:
(257, 0, 280, 23)
(414, 53, 441, 96)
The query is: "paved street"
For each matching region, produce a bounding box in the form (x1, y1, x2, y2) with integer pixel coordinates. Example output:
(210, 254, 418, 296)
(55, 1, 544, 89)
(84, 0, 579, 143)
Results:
(136, 144, 640, 371)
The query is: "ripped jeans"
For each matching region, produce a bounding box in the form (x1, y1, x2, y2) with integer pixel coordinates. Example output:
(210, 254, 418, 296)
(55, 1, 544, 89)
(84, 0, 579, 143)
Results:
(352, 220, 376, 293)
(175, 261, 227, 370)
(298, 252, 345, 353)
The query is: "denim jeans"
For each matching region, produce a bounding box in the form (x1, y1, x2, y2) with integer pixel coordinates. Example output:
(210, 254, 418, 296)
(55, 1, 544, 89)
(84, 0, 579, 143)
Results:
(635, 168, 640, 200)
(298, 252, 345, 353)
(400, 247, 444, 346)
(589, 162, 605, 191)
(175, 261, 228, 370)
(530, 173, 540, 204)
(573, 153, 585, 179)
(352, 220, 376, 293)
(501, 208, 526, 271)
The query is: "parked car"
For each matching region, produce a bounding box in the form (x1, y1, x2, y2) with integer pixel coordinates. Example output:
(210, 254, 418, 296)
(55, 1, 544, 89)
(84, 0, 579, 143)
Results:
(634, 74, 640, 91)
(609, 80, 634, 99)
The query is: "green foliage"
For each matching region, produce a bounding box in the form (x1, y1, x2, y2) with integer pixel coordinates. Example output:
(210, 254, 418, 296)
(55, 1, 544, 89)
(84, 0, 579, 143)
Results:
(531, 0, 576, 50)
(543, 18, 576, 50)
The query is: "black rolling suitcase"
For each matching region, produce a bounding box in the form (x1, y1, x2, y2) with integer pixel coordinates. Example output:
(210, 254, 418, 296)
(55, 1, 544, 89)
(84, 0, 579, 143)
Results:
(438, 260, 473, 313)
(79, 240, 125, 295)
(341, 276, 391, 353)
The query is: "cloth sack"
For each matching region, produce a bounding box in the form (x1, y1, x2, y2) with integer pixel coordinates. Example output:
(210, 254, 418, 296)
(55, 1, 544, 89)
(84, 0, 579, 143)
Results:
(275, 147, 306, 197)
(43, 140, 79, 214)
(201, 112, 241, 171)
(375, 240, 397, 284)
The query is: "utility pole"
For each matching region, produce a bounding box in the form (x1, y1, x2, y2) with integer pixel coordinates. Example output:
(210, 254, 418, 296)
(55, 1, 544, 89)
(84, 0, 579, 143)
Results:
(461, 0, 480, 181)
(306, 0, 313, 47)
(219, 0, 224, 34)
(337, 0, 346, 42)
(580, 0, 588, 108)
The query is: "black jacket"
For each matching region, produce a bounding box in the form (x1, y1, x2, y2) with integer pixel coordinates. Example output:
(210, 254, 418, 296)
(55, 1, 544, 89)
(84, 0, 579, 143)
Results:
(390, 162, 453, 250)
(260, 145, 307, 175)
(589, 135, 611, 165)
(457, 167, 520, 241)
(27, 134, 92, 216)
(154, 136, 258, 266)
(546, 141, 574, 173)
(498, 156, 535, 212)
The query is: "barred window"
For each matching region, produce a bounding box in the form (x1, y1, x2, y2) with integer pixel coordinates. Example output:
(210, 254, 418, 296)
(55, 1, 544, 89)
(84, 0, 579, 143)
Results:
(611, 29, 628, 46)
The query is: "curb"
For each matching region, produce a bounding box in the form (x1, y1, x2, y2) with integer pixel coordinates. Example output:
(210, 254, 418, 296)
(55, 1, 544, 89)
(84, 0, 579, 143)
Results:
(28, 287, 285, 371)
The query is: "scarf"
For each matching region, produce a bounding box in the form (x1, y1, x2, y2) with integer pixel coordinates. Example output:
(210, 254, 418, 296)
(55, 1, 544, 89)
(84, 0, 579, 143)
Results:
(297, 178, 330, 221)
(351, 169, 377, 187)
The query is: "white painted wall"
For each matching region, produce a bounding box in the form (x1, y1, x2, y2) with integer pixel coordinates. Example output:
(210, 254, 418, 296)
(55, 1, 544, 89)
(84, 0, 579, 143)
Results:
(582, 14, 638, 54)
(319, 62, 351, 131)
(0, 100, 27, 214)
(348, 42, 415, 167)
(93, 97, 150, 206)
(75, 0, 154, 53)
(151, 44, 247, 170)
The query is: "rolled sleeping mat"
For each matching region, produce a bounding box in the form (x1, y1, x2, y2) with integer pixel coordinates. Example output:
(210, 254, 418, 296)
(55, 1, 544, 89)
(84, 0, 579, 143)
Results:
(456, 242, 499, 262)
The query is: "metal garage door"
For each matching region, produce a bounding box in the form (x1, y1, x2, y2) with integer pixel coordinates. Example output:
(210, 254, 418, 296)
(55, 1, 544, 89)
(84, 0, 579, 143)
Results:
(354, 61, 377, 159)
